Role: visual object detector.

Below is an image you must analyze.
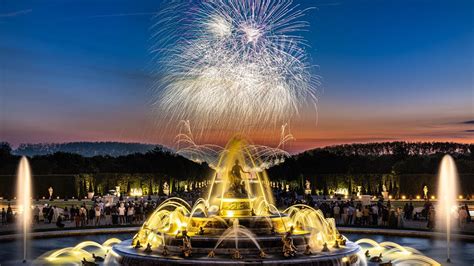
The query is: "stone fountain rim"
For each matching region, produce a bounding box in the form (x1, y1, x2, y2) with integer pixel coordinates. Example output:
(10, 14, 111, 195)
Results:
(113, 239, 361, 264)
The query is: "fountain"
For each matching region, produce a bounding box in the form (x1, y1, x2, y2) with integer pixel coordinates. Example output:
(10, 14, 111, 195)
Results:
(111, 137, 362, 265)
(17, 156, 32, 263)
(34, 138, 442, 265)
(436, 155, 459, 263)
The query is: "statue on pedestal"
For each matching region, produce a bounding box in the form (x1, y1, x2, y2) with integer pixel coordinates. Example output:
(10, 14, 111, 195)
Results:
(225, 160, 249, 198)
(48, 187, 53, 200)
(208, 250, 215, 258)
(82, 257, 97, 266)
(232, 249, 243, 259)
(163, 182, 170, 196)
(178, 230, 192, 257)
(198, 227, 205, 235)
(321, 242, 329, 252)
(423, 185, 428, 199)
(134, 240, 142, 249)
(381, 184, 389, 199)
(305, 180, 312, 195)
(369, 253, 383, 263)
(92, 254, 104, 262)
(144, 243, 152, 253)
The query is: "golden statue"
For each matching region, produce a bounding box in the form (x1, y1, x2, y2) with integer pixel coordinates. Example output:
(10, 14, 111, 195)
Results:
(232, 249, 243, 259)
(225, 160, 249, 197)
(176, 230, 192, 258)
(282, 226, 297, 257)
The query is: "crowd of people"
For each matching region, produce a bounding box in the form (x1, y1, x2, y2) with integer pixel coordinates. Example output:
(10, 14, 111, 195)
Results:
(274, 188, 472, 230)
(0, 204, 13, 225)
(0, 187, 472, 232)
(0, 186, 207, 229)
(275, 191, 406, 228)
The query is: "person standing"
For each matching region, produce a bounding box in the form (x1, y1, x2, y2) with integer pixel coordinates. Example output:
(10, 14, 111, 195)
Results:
(397, 207, 404, 228)
(354, 206, 360, 225)
(362, 206, 370, 226)
(69, 206, 76, 223)
(333, 204, 340, 224)
(347, 204, 354, 225)
(382, 206, 389, 226)
(33, 205, 40, 224)
(104, 206, 111, 225)
(118, 203, 126, 225)
(341, 205, 348, 225)
(64, 206, 69, 221)
(94, 205, 101, 226)
(1, 208, 6, 225)
(459, 206, 468, 230)
(427, 206, 436, 230)
(47, 206, 54, 223)
(88, 206, 95, 225)
(52, 206, 59, 223)
(7, 203, 13, 224)
(403, 203, 409, 219)
(80, 205, 86, 227)
(407, 202, 415, 220)
(464, 204, 471, 223)
(127, 205, 135, 224)
(74, 210, 81, 227)
(371, 204, 379, 226)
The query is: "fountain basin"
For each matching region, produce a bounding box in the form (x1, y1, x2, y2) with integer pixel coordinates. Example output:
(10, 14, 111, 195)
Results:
(112, 239, 361, 265)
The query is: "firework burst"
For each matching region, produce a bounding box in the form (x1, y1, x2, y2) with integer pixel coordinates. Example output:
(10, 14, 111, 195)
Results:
(152, 0, 318, 139)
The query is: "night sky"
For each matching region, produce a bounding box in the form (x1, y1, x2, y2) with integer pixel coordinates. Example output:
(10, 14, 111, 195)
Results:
(1, 0, 473, 153)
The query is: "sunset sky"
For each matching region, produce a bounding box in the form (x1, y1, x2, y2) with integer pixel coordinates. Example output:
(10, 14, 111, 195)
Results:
(1, 0, 473, 153)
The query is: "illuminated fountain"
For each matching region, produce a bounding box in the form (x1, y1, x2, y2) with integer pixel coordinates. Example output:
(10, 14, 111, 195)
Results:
(17, 156, 32, 263)
(111, 137, 361, 265)
(436, 155, 459, 263)
(34, 137, 442, 265)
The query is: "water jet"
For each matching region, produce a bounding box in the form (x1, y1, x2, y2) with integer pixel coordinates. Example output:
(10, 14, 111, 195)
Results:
(436, 155, 459, 263)
(16, 157, 32, 264)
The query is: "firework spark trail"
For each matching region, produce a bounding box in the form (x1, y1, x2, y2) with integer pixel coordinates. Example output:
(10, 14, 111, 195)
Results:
(152, 0, 319, 139)
(176, 121, 293, 168)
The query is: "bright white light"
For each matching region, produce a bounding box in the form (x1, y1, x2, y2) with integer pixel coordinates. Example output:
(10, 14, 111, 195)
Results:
(207, 15, 232, 38)
(241, 23, 262, 44)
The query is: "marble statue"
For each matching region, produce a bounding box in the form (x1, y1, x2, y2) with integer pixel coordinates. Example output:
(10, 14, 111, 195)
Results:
(48, 187, 53, 200)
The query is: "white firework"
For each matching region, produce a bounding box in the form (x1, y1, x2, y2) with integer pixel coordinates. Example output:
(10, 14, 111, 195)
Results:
(152, 0, 318, 139)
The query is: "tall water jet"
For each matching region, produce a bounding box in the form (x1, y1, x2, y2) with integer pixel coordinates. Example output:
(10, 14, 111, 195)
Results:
(16, 156, 32, 263)
(436, 155, 459, 263)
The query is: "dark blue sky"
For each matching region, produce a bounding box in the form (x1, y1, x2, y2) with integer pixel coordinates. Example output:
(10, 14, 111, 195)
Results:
(1, 0, 472, 151)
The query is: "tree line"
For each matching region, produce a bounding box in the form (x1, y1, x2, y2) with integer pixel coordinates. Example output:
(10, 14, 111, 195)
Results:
(267, 142, 474, 196)
(0, 142, 212, 178)
(1, 141, 473, 197)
